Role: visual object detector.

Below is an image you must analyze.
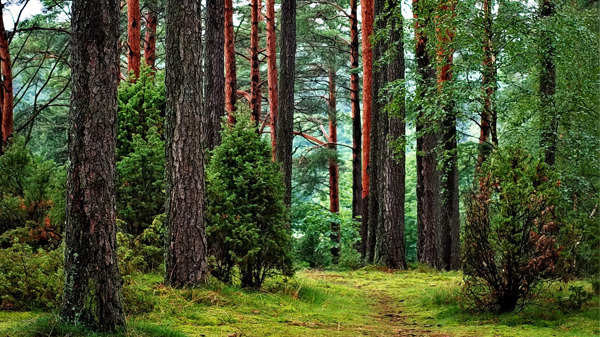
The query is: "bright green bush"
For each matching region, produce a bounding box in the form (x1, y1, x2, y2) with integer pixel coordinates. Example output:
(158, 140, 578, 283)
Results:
(206, 113, 293, 289)
(116, 67, 165, 235)
(117, 214, 165, 275)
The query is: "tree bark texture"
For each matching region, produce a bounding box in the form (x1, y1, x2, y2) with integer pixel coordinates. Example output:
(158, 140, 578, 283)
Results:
(360, 0, 374, 260)
(328, 67, 340, 263)
(539, 0, 557, 167)
(376, 0, 407, 269)
(250, 0, 261, 125)
(164, 0, 208, 287)
(414, 0, 441, 269)
(436, 0, 460, 270)
(266, 0, 278, 159)
(224, 0, 237, 122)
(144, 0, 158, 69)
(127, 0, 141, 79)
(350, 0, 362, 224)
(60, 0, 125, 331)
(276, 0, 296, 208)
(0, 4, 13, 149)
(205, 0, 226, 151)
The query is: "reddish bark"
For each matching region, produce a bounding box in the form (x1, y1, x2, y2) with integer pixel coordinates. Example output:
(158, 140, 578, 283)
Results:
(328, 67, 340, 263)
(266, 0, 278, 159)
(350, 0, 362, 223)
(224, 0, 237, 123)
(250, 0, 261, 125)
(144, 2, 157, 70)
(127, 0, 141, 79)
(0, 4, 13, 146)
(360, 0, 374, 259)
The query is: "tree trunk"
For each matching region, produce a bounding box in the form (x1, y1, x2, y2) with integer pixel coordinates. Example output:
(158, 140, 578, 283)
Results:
(0, 4, 13, 150)
(350, 0, 362, 225)
(276, 0, 296, 208)
(205, 0, 226, 151)
(127, 0, 141, 79)
(477, 0, 497, 170)
(539, 0, 557, 167)
(360, 0, 374, 260)
(164, 0, 208, 286)
(144, 0, 158, 70)
(224, 0, 237, 122)
(436, 0, 460, 271)
(266, 0, 278, 159)
(60, 0, 125, 331)
(414, 0, 441, 269)
(328, 67, 340, 263)
(377, 0, 407, 269)
(250, 0, 261, 125)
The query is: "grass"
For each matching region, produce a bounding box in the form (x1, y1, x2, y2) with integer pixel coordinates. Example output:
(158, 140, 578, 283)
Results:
(1, 268, 598, 336)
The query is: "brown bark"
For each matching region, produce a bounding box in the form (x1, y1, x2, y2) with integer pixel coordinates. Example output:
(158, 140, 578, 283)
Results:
(539, 0, 557, 166)
(350, 0, 362, 224)
(60, 0, 125, 331)
(477, 0, 497, 170)
(205, 0, 226, 151)
(360, 0, 374, 260)
(414, 0, 441, 269)
(436, 0, 460, 270)
(164, 0, 208, 286)
(144, 0, 158, 70)
(224, 0, 237, 123)
(250, 0, 261, 125)
(328, 67, 340, 263)
(127, 0, 141, 79)
(276, 0, 296, 208)
(0, 4, 13, 148)
(377, 0, 407, 269)
(266, 0, 278, 159)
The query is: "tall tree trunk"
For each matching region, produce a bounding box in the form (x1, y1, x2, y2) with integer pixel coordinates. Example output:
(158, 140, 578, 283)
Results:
(328, 67, 340, 263)
(164, 0, 208, 286)
(60, 0, 125, 331)
(276, 0, 296, 208)
(539, 0, 557, 166)
(436, 0, 460, 271)
(266, 0, 278, 158)
(360, 0, 374, 260)
(350, 0, 362, 225)
(377, 0, 407, 269)
(144, 0, 158, 70)
(224, 0, 237, 122)
(205, 0, 226, 151)
(414, 0, 441, 269)
(477, 0, 497, 170)
(250, 0, 261, 125)
(127, 0, 141, 79)
(0, 4, 13, 150)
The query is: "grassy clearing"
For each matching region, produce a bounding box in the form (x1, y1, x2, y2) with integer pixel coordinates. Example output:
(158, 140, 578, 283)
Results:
(1, 269, 597, 336)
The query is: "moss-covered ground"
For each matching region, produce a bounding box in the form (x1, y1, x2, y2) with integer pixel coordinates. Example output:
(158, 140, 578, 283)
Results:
(1, 268, 598, 336)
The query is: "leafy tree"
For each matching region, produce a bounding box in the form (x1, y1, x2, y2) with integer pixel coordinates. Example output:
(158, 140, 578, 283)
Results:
(206, 113, 293, 289)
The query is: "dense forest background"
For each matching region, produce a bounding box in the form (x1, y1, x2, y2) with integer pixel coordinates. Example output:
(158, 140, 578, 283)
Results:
(0, 0, 598, 335)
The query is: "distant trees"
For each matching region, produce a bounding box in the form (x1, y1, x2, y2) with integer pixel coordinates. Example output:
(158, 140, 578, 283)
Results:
(127, 0, 141, 79)
(164, 0, 208, 286)
(61, 0, 125, 331)
(204, 0, 225, 150)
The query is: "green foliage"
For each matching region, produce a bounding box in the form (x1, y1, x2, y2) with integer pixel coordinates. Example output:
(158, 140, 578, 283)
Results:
(206, 113, 293, 289)
(0, 138, 65, 249)
(0, 244, 63, 310)
(462, 147, 576, 312)
(555, 285, 593, 313)
(116, 67, 166, 235)
(117, 214, 166, 275)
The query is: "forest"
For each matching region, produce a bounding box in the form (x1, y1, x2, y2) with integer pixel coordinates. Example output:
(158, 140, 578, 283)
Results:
(0, 0, 598, 336)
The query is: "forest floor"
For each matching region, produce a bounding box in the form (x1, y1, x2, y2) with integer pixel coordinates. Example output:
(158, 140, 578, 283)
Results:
(0, 268, 598, 337)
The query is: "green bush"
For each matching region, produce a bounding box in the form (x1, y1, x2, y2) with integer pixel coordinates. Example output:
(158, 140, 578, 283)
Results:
(116, 67, 165, 235)
(0, 243, 63, 310)
(117, 214, 165, 275)
(206, 113, 293, 289)
(462, 147, 576, 312)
